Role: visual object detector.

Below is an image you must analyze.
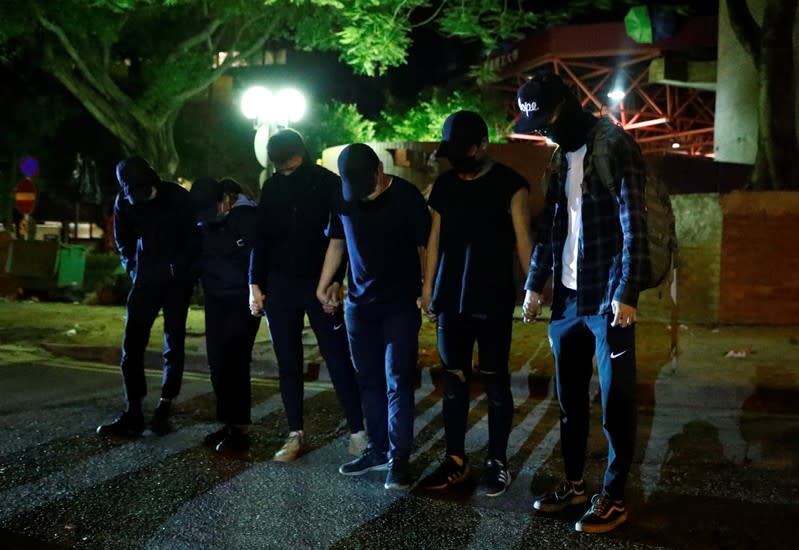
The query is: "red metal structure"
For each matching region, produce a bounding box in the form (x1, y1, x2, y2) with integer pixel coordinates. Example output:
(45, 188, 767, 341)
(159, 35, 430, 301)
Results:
(490, 17, 718, 156)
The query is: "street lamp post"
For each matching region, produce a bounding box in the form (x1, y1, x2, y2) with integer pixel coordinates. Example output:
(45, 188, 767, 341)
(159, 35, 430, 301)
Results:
(241, 86, 307, 186)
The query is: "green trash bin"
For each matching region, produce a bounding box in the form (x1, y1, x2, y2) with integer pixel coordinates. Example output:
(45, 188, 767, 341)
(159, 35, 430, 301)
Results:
(6, 240, 89, 291)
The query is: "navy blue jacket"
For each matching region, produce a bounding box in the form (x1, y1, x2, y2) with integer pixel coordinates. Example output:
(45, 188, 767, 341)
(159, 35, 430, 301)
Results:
(113, 181, 199, 287)
(199, 199, 258, 297)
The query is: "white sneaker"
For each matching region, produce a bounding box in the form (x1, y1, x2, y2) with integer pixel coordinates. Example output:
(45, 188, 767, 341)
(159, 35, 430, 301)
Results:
(348, 430, 368, 456)
(273, 431, 303, 462)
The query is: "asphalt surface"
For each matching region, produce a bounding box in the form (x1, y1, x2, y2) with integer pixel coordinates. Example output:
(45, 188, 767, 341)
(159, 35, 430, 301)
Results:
(1, 345, 798, 549)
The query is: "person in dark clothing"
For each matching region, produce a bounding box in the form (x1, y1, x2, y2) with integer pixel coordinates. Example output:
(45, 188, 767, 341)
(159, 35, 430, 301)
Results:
(318, 143, 431, 491)
(98, 156, 199, 437)
(190, 177, 261, 452)
(516, 73, 647, 533)
(419, 111, 532, 497)
(249, 129, 366, 462)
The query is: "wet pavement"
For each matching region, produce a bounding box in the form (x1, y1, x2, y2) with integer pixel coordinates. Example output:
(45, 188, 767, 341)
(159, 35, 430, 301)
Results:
(1, 323, 798, 549)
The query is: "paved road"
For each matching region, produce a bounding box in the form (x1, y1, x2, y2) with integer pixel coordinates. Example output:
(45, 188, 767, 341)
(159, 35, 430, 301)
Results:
(1, 347, 797, 549)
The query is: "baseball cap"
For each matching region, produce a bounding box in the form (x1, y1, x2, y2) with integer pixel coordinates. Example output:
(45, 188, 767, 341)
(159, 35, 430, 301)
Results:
(515, 73, 570, 134)
(116, 156, 158, 195)
(189, 177, 224, 224)
(338, 143, 379, 202)
(436, 110, 488, 159)
(220, 177, 242, 195)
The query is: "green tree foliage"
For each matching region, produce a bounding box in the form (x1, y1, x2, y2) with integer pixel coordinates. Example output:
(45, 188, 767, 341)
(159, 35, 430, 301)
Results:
(0, 0, 633, 175)
(377, 89, 508, 143)
(296, 101, 376, 159)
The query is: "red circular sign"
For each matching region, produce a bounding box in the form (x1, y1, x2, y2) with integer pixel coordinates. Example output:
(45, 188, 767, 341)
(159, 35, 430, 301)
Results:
(15, 178, 37, 215)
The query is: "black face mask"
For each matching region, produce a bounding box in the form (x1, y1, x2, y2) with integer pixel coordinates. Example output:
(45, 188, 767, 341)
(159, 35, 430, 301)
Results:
(448, 153, 483, 175)
(547, 98, 589, 153)
(126, 185, 153, 205)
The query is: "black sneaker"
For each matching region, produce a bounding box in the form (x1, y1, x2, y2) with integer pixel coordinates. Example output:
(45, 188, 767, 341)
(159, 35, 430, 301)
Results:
(203, 426, 230, 448)
(478, 458, 511, 497)
(575, 494, 628, 533)
(150, 400, 172, 435)
(215, 429, 251, 453)
(96, 411, 145, 437)
(420, 455, 469, 490)
(533, 479, 588, 512)
(384, 458, 411, 490)
(339, 448, 389, 476)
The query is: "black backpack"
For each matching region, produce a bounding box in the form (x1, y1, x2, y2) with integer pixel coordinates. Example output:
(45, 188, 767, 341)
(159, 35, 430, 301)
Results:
(591, 117, 678, 290)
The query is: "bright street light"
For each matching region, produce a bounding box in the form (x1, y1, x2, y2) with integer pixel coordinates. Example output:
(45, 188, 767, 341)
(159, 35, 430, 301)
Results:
(240, 85, 306, 126)
(607, 89, 625, 102)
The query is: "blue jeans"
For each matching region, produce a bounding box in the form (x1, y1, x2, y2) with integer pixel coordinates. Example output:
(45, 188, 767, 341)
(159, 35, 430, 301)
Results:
(265, 274, 364, 434)
(548, 289, 637, 500)
(345, 302, 421, 462)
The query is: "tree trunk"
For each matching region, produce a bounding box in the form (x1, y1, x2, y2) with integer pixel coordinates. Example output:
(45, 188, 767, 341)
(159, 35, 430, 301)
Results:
(127, 113, 181, 178)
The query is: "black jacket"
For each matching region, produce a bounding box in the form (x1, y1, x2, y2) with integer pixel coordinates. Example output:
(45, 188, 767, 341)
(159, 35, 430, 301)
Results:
(113, 181, 199, 287)
(249, 163, 341, 288)
(199, 200, 258, 296)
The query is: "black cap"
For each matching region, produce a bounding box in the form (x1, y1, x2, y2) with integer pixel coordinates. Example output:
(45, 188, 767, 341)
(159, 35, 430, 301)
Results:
(515, 73, 571, 133)
(436, 110, 488, 159)
(189, 177, 224, 224)
(338, 144, 379, 202)
(116, 156, 158, 195)
(220, 177, 242, 195)
(267, 128, 307, 165)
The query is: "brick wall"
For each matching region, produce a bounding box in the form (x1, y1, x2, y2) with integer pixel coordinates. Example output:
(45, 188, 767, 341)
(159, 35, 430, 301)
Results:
(720, 191, 799, 324)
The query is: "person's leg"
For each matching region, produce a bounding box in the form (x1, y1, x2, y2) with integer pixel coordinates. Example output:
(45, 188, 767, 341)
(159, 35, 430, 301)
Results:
(476, 314, 513, 464)
(345, 306, 388, 455)
(265, 298, 307, 433)
(382, 306, 421, 462)
(204, 294, 227, 424)
(160, 281, 194, 400)
(306, 292, 365, 434)
(120, 285, 162, 407)
(437, 312, 475, 459)
(549, 294, 596, 483)
(586, 314, 637, 501)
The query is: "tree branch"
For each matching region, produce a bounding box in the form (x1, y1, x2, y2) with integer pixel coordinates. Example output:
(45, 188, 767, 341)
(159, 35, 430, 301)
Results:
(166, 17, 223, 65)
(726, 0, 762, 66)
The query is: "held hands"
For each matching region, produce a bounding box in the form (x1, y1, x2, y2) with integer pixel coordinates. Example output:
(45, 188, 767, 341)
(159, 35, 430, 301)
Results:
(249, 285, 265, 317)
(522, 290, 543, 323)
(611, 300, 637, 328)
(419, 287, 437, 322)
(317, 282, 343, 314)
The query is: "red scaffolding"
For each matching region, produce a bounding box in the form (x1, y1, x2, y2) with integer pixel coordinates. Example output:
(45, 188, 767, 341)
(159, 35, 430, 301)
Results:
(490, 16, 718, 156)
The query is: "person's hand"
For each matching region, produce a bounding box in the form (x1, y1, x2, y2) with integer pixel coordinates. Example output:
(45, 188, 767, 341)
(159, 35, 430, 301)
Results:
(419, 288, 437, 322)
(249, 285, 265, 317)
(611, 300, 637, 328)
(318, 282, 343, 314)
(523, 290, 543, 323)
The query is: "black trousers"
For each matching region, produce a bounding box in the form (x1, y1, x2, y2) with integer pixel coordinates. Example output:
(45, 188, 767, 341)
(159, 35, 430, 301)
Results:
(264, 274, 364, 434)
(120, 281, 194, 403)
(205, 293, 261, 425)
(437, 311, 514, 462)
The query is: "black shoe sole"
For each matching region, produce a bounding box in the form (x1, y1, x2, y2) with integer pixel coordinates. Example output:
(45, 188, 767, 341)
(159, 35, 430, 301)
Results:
(533, 494, 588, 513)
(575, 512, 627, 533)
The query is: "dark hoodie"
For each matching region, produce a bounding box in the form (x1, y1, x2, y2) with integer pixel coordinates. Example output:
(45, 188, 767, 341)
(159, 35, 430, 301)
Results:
(249, 162, 340, 288)
(113, 180, 199, 287)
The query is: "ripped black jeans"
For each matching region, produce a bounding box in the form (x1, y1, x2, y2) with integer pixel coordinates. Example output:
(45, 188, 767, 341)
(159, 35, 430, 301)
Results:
(437, 312, 513, 463)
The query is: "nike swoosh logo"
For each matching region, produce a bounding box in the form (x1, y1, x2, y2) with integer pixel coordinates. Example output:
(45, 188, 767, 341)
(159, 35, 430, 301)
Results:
(610, 350, 629, 359)
(333, 324, 344, 331)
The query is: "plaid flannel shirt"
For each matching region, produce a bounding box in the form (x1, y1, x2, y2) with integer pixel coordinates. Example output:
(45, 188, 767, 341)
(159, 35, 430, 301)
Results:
(525, 119, 648, 316)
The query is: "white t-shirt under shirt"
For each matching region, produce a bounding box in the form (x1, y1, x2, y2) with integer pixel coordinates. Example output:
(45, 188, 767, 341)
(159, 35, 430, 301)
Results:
(561, 144, 587, 290)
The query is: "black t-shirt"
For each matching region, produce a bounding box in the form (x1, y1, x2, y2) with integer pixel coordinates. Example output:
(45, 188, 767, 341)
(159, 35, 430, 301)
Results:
(427, 162, 528, 316)
(327, 177, 431, 311)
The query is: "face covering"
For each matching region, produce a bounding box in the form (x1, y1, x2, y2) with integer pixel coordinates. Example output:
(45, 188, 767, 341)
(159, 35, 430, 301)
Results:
(126, 185, 153, 205)
(546, 97, 589, 153)
(448, 153, 483, 175)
